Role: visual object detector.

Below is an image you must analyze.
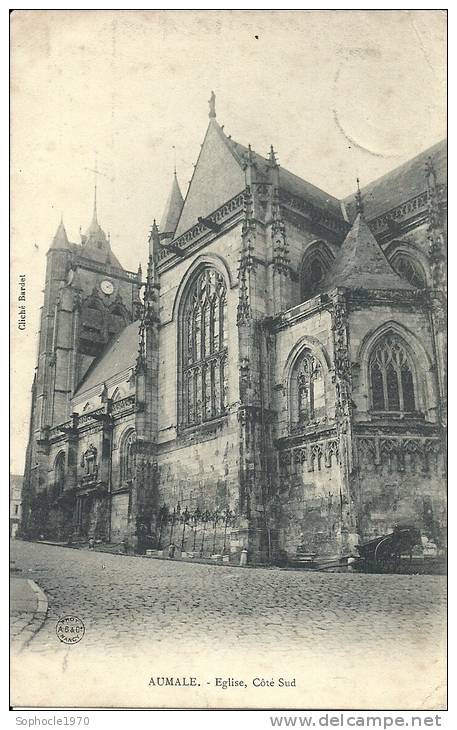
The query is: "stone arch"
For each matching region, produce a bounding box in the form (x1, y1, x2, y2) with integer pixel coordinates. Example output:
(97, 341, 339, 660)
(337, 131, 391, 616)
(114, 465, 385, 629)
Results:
(171, 252, 234, 324)
(282, 336, 333, 430)
(111, 387, 123, 402)
(54, 450, 66, 495)
(385, 242, 429, 288)
(357, 321, 437, 417)
(177, 264, 228, 429)
(119, 427, 136, 483)
(299, 240, 335, 302)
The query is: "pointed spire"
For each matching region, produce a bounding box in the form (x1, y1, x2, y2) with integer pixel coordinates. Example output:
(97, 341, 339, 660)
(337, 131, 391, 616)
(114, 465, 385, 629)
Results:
(145, 219, 160, 296)
(92, 184, 98, 225)
(355, 177, 364, 218)
(208, 90, 216, 119)
(159, 173, 184, 240)
(149, 219, 160, 257)
(322, 214, 413, 291)
(50, 217, 70, 250)
(84, 184, 108, 248)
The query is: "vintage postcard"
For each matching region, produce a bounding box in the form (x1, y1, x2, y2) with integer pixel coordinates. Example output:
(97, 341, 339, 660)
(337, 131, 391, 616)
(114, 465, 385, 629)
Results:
(10, 9, 447, 710)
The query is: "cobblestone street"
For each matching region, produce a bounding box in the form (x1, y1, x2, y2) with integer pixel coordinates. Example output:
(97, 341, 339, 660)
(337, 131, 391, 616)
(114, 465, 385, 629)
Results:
(10, 540, 447, 709)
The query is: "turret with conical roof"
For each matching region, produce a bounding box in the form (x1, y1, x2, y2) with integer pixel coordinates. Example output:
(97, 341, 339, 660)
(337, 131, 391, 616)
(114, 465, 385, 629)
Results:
(159, 172, 184, 242)
(50, 217, 71, 250)
(322, 213, 413, 292)
(80, 186, 122, 268)
(82, 186, 108, 247)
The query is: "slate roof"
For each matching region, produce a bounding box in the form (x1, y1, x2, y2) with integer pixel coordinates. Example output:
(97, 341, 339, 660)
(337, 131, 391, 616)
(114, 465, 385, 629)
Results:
(322, 213, 413, 291)
(343, 139, 446, 222)
(173, 117, 445, 239)
(226, 137, 343, 216)
(160, 173, 184, 236)
(73, 320, 140, 398)
(174, 120, 248, 238)
(174, 119, 344, 238)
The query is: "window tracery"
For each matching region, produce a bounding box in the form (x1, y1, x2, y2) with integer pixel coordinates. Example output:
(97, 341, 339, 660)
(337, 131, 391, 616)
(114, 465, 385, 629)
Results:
(290, 351, 325, 428)
(300, 244, 334, 301)
(55, 452, 65, 495)
(181, 268, 228, 427)
(120, 429, 136, 483)
(369, 334, 416, 413)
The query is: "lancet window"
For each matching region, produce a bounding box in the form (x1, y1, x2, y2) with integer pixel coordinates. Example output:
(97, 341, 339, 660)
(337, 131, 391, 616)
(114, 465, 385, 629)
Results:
(290, 351, 325, 427)
(369, 334, 416, 412)
(181, 268, 228, 427)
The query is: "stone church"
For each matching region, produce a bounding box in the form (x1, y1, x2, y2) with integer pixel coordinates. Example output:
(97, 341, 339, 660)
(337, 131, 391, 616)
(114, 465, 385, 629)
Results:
(21, 95, 447, 565)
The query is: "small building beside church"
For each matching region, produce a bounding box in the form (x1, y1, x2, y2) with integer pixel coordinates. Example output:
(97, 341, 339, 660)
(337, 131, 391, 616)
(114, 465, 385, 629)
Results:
(21, 95, 447, 565)
(10, 475, 23, 538)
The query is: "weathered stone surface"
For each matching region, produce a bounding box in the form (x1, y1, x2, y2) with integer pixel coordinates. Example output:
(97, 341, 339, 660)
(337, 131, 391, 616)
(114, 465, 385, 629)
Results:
(21, 133, 447, 565)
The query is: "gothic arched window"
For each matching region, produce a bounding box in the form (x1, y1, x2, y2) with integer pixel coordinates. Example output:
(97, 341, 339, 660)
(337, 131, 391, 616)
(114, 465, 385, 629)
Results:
(300, 244, 334, 302)
(55, 452, 65, 495)
(112, 388, 122, 402)
(369, 334, 416, 413)
(290, 351, 325, 427)
(120, 429, 136, 483)
(108, 303, 129, 340)
(181, 268, 228, 428)
(390, 252, 426, 289)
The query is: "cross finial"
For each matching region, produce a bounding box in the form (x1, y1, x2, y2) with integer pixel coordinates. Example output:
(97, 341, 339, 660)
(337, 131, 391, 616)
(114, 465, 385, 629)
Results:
(355, 177, 364, 217)
(92, 183, 98, 224)
(208, 90, 216, 118)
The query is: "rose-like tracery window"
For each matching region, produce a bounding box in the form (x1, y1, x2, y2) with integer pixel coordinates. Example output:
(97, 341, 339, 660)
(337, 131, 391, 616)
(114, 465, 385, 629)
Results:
(369, 334, 416, 412)
(181, 268, 228, 427)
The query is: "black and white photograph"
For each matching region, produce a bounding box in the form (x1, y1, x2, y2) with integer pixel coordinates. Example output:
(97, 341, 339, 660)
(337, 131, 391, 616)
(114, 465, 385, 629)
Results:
(10, 9, 447, 712)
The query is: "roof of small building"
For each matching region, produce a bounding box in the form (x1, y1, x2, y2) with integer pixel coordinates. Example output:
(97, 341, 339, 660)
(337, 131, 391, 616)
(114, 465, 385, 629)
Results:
(73, 320, 140, 398)
(321, 213, 414, 291)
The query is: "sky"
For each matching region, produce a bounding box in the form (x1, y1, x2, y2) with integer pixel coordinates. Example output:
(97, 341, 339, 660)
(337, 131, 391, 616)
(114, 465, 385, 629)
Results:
(10, 9, 447, 474)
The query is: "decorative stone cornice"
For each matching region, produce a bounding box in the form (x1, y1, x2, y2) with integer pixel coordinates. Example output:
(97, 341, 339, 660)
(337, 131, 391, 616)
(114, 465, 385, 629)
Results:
(280, 190, 348, 236)
(158, 192, 245, 269)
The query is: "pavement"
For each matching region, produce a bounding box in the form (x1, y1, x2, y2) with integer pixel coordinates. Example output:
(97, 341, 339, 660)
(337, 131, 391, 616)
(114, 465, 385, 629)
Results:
(10, 572, 48, 653)
(10, 539, 447, 710)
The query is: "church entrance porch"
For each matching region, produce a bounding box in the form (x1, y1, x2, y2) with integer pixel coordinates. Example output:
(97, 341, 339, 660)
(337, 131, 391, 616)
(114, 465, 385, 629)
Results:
(75, 495, 92, 538)
(73, 491, 110, 542)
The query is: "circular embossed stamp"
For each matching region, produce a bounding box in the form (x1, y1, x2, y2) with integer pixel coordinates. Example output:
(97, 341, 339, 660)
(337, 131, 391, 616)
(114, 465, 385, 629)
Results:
(56, 615, 85, 644)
